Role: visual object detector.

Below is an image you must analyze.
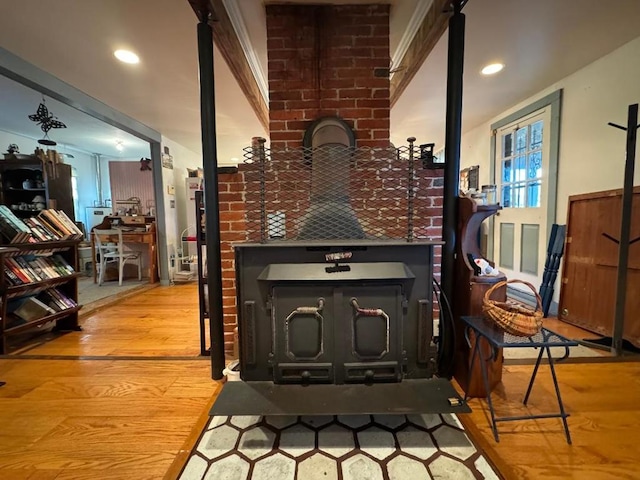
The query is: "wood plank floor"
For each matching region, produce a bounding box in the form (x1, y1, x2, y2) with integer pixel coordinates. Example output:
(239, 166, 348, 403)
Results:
(1, 283, 639, 479)
(0, 284, 221, 480)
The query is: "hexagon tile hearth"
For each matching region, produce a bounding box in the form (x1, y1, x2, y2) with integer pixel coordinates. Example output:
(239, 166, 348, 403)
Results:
(179, 414, 500, 480)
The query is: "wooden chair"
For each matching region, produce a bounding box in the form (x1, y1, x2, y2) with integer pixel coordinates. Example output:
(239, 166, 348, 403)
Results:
(93, 228, 142, 286)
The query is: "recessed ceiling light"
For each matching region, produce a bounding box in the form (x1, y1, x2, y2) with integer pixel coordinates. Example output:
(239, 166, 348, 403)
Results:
(481, 63, 504, 75)
(115, 141, 124, 151)
(114, 49, 140, 64)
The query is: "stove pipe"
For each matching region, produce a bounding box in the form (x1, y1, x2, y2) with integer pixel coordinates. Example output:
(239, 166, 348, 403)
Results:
(297, 117, 366, 240)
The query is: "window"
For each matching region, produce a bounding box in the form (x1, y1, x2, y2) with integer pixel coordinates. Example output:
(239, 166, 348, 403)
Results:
(500, 117, 544, 208)
(71, 167, 80, 220)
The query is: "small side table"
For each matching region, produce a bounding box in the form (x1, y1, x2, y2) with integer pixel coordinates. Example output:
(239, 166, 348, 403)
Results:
(461, 316, 577, 444)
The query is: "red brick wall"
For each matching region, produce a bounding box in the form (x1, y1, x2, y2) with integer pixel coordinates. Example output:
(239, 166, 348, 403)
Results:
(214, 4, 446, 354)
(266, 4, 391, 149)
(218, 171, 246, 352)
(218, 162, 443, 353)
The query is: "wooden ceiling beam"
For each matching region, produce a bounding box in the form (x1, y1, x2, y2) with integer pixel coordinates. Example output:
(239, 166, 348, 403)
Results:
(188, 0, 270, 133)
(390, 0, 452, 107)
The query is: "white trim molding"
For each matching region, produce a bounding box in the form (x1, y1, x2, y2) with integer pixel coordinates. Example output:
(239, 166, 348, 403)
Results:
(390, 0, 432, 78)
(223, 0, 270, 105)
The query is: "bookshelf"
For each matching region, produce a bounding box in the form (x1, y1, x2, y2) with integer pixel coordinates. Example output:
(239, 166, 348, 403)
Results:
(0, 207, 83, 354)
(0, 152, 75, 222)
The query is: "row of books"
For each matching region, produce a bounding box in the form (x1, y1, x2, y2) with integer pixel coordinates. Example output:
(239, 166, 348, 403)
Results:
(4, 254, 74, 286)
(10, 288, 78, 323)
(0, 205, 83, 244)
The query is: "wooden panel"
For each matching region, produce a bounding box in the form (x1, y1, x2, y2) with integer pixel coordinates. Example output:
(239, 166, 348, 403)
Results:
(559, 187, 640, 346)
(108, 162, 155, 215)
(520, 223, 539, 274)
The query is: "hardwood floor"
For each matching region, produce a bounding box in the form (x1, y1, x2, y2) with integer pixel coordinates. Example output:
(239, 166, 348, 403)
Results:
(0, 284, 220, 480)
(457, 361, 640, 480)
(1, 284, 639, 479)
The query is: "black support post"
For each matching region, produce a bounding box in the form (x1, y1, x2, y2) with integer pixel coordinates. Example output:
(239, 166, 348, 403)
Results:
(610, 104, 639, 356)
(197, 12, 226, 380)
(439, 1, 465, 378)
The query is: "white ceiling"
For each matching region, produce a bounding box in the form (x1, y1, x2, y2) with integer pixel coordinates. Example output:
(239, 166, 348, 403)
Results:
(1, 0, 639, 163)
(0, 74, 151, 158)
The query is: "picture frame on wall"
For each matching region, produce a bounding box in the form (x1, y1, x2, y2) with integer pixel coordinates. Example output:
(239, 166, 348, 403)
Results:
(460, 165, 479, 193)
(162, 153, 174, 169)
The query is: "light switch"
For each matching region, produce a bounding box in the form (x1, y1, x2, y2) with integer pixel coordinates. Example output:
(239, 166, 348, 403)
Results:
(167, 184, 175, 195)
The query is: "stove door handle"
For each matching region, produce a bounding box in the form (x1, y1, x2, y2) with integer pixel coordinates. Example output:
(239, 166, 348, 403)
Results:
(350, 298, 386, 318)
(287, 298, 325, 317)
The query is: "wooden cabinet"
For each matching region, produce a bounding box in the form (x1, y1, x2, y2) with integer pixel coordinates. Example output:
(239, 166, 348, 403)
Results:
(0, 153, 75, 222)
(452, 196, 506, 397)
(0, 241, 82, 353)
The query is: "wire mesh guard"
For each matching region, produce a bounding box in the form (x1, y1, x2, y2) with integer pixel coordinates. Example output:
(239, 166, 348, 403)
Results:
(241, 143, 442, 243)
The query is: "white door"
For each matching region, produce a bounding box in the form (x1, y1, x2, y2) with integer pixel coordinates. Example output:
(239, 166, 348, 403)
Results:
(494, 108, 551, 290)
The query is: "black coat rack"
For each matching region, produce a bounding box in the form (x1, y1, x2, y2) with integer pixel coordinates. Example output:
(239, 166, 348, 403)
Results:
(607, 103, 639, 356)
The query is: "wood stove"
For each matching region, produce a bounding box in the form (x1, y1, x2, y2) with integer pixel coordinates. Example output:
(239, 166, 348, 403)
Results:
(236, 241, 439, 384)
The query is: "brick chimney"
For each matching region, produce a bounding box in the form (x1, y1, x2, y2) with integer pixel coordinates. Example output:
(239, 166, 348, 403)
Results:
(266, 4, 391, 149)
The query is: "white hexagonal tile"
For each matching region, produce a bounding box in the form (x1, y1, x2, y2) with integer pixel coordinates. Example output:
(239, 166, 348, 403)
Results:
(474, 455, 500, 479)
(197, 424, 240, 460)
(251, 452, 295, 480)
(337, 415, 371, 429)
(373, 414, 406, 429)
(432, 425, 476, 461)
(407, 414, 442, 430)
(387, 454, 431, 480)
(265, 416, 299, 430)
(297, 453, 339, 480)
(278, 424, 316, 457)
(341, 453, 384, 480)
(178, 455, 208, 480)
(396, 426, 438, 460)
(208, 416, 228, 430)
(237, 426, 276, 460)
(356, 426, 396, 461)
(230, 416, 262, 429)
(442, 413, 464, 430)
(204, 454, 250, 480)
(428, 455, 475, 480)
(318, 423, 355, 458)
(301, 415, 334, 428)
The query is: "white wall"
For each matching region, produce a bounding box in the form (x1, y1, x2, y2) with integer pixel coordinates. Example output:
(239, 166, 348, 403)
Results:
(461, 36, 640, 225)
(159, 135, 202, 279)
(460, 36, 640, 305)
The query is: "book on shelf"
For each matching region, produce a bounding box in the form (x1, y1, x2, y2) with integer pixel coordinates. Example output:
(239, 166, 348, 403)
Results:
(49, 287, 77, 309)
(3, 254, 75, 286)
(0, 205, 35, 243)
(37, 288, 76, 312)
(12, 296, 57, 322)
(4, 264, 24, 285)
(0, 207, 83, 244)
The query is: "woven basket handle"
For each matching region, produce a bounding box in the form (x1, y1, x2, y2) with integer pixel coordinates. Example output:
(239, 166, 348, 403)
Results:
(483, 279, 543, 312)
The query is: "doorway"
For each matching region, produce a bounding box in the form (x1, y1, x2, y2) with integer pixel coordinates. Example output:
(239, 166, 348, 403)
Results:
(489, 90, 562, 299)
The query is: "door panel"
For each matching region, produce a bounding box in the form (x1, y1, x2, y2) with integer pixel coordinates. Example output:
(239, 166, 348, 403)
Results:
(494, 109, 550, 288)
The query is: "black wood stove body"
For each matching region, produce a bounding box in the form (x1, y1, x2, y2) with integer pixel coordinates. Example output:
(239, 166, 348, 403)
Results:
(235, 241, 440, 385)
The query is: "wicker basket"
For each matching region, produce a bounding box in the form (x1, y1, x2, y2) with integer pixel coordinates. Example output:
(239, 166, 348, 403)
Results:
(482, 279, 544, 337)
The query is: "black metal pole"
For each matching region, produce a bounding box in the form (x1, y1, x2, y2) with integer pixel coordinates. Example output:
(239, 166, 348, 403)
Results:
(439, 1, 465, 378)
(197, 12, 225, 380)
(611, 103, 638, 356)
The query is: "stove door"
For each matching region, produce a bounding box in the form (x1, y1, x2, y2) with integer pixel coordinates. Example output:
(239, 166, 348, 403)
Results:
(339, 285, 404, 383)
(272, 285, 334, 383)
